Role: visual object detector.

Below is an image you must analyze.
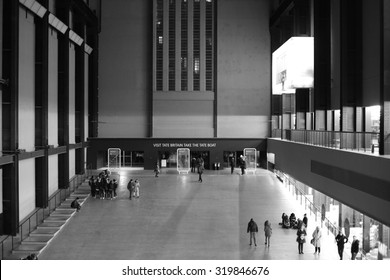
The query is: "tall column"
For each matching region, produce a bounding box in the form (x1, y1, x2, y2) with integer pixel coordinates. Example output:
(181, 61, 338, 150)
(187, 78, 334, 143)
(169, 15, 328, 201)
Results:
(313, 0, 331, 130)
(57, 0, 70, 188)
(35, 0, 49, 208)
(362, 215, 371, 254)
(187, 0, 194, 91)
(340, 0, 362, 132)
(380, 0, 390, 155)
(2, 0, 19, 235)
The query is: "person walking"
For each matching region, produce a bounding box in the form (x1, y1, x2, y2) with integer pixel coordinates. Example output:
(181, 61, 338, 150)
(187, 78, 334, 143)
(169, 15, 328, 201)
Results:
(351, 236, 360, 260)
(335, 231, 348, 260)
(154, 162, 160, 177)
(127, 179, 133, 200)
(264, 220, 272, 247)
(296, 225, 307, 254)
(312, 226, 322, 254)
(247, 218, 258, 246)
(198, 161, 204, 183)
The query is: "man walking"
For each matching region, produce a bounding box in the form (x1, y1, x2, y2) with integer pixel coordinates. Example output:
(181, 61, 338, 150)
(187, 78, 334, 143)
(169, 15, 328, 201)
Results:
(247, 218, 258, 246)
(335, 231, 348, 260)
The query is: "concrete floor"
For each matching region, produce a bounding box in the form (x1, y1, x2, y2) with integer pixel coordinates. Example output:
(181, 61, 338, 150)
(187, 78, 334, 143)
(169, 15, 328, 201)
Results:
(38, 168, 344, 260)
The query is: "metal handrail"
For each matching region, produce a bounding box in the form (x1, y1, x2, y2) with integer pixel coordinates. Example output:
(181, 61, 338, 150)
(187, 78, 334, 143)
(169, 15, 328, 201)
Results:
(272, 129, 380, 153)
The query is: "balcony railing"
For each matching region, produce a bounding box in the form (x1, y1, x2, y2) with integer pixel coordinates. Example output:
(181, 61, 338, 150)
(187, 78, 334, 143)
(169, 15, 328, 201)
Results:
(272, 129, 379, 153)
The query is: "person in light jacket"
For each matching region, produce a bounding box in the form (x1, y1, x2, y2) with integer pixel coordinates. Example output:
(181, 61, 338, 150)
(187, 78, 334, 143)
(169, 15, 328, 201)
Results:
(264, 220, 272, 247)
(312, 226, 322, 254)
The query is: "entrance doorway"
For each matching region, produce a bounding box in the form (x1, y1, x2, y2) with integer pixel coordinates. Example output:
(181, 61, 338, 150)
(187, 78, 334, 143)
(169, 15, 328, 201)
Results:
(190, 151, 210, 169)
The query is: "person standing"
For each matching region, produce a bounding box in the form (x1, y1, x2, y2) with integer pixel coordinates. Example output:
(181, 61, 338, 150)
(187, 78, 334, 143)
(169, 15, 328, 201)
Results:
(351, 236, 360, 260)
(264, 220, 272, 247)
(127, 179, 133, 200)
(335, 231, 348, 260)
(112, 179, 118, 198)
(247, 218, 258, 246)
(312, 226, 322, 254)
(296, 225, 307, 254)
(239, 155, 246, 175)
(230, 156, 235, 174)
(134, 179, 140, 198)
(302, 213, 308, 229)
(191, 157, 196, 173)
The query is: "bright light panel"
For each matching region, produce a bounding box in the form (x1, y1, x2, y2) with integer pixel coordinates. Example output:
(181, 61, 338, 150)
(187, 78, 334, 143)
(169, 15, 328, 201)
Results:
(272, 37, 314, 95)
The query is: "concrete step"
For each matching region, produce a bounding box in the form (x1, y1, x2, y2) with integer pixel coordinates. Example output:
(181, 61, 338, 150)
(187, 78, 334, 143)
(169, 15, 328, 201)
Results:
(30, 228, 59, 235)
(22, 235, 53, 243)
(12, 243, 46, 254)
(51, 208, 75, 214)
(38, 221, 65, 228)
(45, 216, 70, 222)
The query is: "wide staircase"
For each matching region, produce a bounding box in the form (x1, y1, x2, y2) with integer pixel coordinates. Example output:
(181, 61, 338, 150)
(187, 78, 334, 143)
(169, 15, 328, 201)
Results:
(8, 180, 91, 260)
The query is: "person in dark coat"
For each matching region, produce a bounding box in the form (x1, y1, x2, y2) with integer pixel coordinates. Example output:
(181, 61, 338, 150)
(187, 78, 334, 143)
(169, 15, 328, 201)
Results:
(89, 176, 96, 198)
(296, 225, 307, 254)
(230, 156, 235, 174)
(127, 179, 133, 200)
(198, 162, 204, 182)
(71, 197, 81, 212)
(335, 231, 348, 260)
(239, 155, 246, 175)
(351, 235, 360, 260)
(112, 179, 118, 198)
(302, 213, 308, 229)
(247, 218, 258, 246)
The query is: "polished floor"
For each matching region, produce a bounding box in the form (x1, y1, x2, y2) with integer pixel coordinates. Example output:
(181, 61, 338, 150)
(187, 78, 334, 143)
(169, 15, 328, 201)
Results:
(38, 168, 345, 260)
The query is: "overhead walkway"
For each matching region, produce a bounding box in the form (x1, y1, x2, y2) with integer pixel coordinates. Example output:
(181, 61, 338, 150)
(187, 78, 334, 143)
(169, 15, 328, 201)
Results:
(32, 168, 348, 260)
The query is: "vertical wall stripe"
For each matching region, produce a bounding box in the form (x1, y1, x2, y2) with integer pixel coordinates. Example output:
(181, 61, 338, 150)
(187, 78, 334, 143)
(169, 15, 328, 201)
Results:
(188, 0, 194, 91)
(200, 0, 206, 91)
(163, 0, 169, 91)
(175, 0, 181, 91)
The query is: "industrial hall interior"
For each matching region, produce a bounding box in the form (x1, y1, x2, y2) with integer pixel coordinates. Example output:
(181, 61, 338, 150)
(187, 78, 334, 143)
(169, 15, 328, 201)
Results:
(0, 0, 389, 260)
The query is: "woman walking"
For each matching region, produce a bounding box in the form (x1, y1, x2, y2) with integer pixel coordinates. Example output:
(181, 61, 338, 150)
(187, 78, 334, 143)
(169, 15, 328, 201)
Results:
(312, 226, 322, 254)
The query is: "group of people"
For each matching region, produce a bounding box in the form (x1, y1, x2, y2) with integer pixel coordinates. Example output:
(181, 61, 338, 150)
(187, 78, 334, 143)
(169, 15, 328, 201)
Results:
(127, 178, 141, 199)
(247, 218, 273, 247)
(280, 212, 307, 229)
(254, 213, 361, 259)
(88, 170, 118, 200)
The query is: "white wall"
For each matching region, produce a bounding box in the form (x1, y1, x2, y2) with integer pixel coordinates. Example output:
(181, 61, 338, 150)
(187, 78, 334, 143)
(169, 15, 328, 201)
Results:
(48, 28, 59, 146)
(84, 54, 89, 141)
(69, 149, 75, 179)
(48, 155, 58, 196)
(19, 159, 36, 221)
(18, 8, 35, 151)
(69, 44, 76, 144)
